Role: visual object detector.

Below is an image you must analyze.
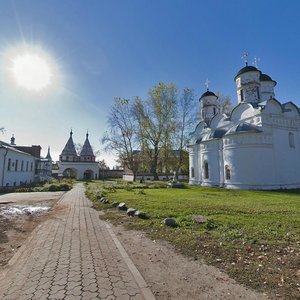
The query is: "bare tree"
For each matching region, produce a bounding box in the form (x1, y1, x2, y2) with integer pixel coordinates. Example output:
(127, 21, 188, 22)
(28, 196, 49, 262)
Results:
(216, 92, 233, 115)
(102, 98, 139, 180)
(99, 159, 109, 180)
(172, 88, 197, 181)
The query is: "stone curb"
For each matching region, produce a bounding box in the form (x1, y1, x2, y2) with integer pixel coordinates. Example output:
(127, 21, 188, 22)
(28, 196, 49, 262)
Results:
(105, 222, 156, 300)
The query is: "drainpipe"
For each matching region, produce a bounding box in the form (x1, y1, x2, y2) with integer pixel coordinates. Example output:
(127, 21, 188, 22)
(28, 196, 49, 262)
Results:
(1, 148, 8, 187)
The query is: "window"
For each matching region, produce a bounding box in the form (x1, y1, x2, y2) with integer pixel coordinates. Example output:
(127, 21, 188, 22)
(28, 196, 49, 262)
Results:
(30, 162, 33, 171)
(289, 132, 295, 148)
(213, 107, 216, 115)
(204, 161, 209, 179)
(225, 165, 231, 180)
(240, 89, 244, 101)
(191, 167, 195, 178)
(15, 160, 18, 171)
(7, 158, 11, 171)
(256, 87, 260, 100)
(21, 160, 24, 171)
(26, 161, 29, 171)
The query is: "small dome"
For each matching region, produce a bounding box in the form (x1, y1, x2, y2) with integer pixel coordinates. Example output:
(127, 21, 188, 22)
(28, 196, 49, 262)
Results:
(260, 73, 277, 86)
(199, 90, 218, 101)
(234, 65, 260, 80)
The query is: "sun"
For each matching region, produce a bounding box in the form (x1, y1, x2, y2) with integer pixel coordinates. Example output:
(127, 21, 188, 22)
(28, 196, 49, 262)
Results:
(11, 53, 52, 91)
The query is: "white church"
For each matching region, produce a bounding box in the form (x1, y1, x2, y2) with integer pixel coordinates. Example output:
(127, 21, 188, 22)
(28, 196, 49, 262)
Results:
(189, 62, 300, 190)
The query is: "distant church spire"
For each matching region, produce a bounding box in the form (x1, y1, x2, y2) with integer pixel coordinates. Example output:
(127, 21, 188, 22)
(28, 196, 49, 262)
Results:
(46, 146, 52, 161)
(60, 130, 78, 158)
(80, 132, 95, 159)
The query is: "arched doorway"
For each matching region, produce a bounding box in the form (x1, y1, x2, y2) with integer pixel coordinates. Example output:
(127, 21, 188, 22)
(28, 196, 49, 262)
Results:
(83, 169, 94, 180)
(63, 168, 78, 178)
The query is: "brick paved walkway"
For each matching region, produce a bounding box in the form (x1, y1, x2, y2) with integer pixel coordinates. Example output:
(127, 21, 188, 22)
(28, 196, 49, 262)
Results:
(0, 184, 155, 300)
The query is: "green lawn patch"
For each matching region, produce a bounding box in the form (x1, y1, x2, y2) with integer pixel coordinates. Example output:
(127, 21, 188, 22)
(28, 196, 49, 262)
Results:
(86, 181, 300, 299)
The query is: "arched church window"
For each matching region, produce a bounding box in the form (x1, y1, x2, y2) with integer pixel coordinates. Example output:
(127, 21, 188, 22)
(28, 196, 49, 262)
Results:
(7, 158, 11, 171)
(289, 132, 295, 148)
(204, 161, 209, 179)
(225, 165, 231, 180)
(256, 87, 260, 100)
(191, 167, 195, 178)
(240, 89, 244, 101)
(213, 107, 216, 115)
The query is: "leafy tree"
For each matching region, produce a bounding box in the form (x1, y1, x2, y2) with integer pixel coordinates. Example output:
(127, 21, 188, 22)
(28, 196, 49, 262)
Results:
(102, 98, 139, 180)
(134, 82, 177, 180)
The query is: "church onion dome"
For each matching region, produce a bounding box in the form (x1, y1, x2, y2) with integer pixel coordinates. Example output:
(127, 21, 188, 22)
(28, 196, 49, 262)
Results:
(225, 122, 262, 136)
(260, 73, 277, 86)
(234, 65, 261, 80)
(199, 90, 218, 101)
(61, 131, 77, 156)
(80, 133, 95, 157)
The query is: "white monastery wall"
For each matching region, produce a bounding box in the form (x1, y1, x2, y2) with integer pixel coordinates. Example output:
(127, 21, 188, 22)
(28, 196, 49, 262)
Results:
(0, 148, 35, 187)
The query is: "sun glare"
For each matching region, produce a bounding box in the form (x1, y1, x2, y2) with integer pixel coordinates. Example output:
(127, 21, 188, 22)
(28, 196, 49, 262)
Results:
(11, 53, 52, 92)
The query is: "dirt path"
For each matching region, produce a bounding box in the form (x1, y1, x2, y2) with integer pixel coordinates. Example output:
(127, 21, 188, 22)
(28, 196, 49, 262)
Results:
(111, 225, 266, 300)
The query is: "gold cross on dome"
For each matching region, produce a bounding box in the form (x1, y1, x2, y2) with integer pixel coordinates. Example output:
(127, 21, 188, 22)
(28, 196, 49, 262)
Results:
(253, 56, 260, 68)
(242, 51, 249, 66)
(205, 78, 210, 91)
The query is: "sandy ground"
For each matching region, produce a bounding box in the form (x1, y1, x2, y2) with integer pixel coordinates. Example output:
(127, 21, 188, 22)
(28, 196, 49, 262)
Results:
(0, 191, 64, 268)
(112, 224, 266, 300)
(0, 191, 265, 299)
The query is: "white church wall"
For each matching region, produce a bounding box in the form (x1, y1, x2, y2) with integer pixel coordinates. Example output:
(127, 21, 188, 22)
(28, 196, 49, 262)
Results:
(189, 145, 199, 185)
(223, 134, 276, 189)
(271, 127, 300, 188)
(201, 140, 221, 187)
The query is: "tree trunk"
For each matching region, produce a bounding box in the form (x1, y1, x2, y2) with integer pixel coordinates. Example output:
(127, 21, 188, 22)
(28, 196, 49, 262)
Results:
(151, 146, 159, 180)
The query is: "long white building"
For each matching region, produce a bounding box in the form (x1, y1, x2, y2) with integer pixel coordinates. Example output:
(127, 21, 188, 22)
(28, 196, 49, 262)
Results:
(0, 141, 36, 187)
(189, 63, 300, 190)
(0, 136, 52, 187)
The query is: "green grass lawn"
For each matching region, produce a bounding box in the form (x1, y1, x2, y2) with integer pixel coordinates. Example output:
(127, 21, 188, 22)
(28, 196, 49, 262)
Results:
(86, 181, 300, 299)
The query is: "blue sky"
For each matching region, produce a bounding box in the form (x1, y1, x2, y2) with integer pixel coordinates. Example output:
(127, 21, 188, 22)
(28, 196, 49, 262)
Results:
(1, 0, 300, 166)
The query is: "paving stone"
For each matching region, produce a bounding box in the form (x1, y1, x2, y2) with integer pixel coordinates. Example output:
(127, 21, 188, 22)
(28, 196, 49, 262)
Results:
(0, 184, 154, 300)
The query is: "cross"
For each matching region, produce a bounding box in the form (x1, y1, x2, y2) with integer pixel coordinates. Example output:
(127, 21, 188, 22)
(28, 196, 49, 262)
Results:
(241, 51, 249, 66)
(205, 78, 210, 91)
(253, 56, 260, 68)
